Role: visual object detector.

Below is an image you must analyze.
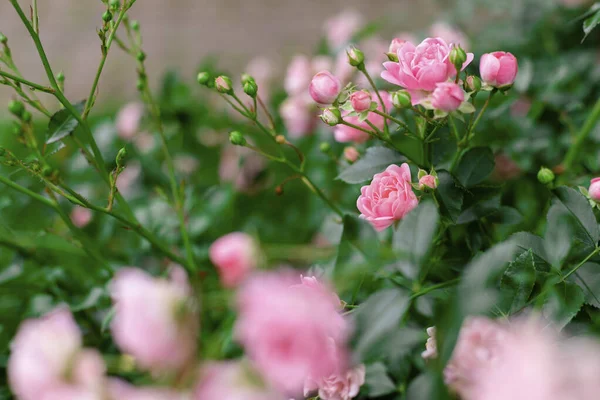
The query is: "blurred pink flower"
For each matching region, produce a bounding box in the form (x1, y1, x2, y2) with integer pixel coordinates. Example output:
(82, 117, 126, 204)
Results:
(173, 154, 199, 176)
(304, 361, 365, 400)
(430, 22, 470, 50)
(310, 71, 342, 105)
(350, 90, 372, 113)
(343, 146, 360, 163)
(193, 361, 284, 400)
(110, 266, 198, 373)
(133, 131, 156, 154)
(480, 52, 518, 88)
(8, 308, 105, 400)
(70, 206, 92, 228)
(333, 91, 391, 143)
(109, 379, 186, 400)
(116, 103, 144, 140)
(280, 94, 316, 137)
(431, 82, 464, 112)
(246, 56, 274, 102)
(356, 163, 419, 231)
(285, 55, 313, 95)
(219, 144, 267, 192)
(510, 97, 532, 118)
(209, 232, 258, 288)
(324, 10, 364, 50)
(422, 327, 438, 359)
(381, 37, 474, 105)
(589, 177, 600, 202)
(235, 271, 348, 395)
(492, 153, 521, 181)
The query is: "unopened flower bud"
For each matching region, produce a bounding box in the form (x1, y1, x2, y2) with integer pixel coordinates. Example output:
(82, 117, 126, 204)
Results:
(419, 174, 439, 190)
(449, 45, 467, 72)
(350, 90, 372, 113)
(102, 11, 113, 22)
(589, 178, 600, 203)
(319, 142, 331, 153)
(22, 110, 32, 122)
(136, 51, 146, 62)
(537, 167, 555, 185)
(392, 90, 411, 109)
(346, 46, 365, 67)
(343, 146, 359, 163)
(109, 0, 120, 10)
(465, 75, 481, 92)
(275, 186, 284, 196)
(229, 131, 246, 146)
(241, 74, 254, 86)
(215, 75, 233, 94)
(0, 33, 7, 44)
(243, 80, 258, 98)
(136, 80, 144, 91)
(388, 38, 407, 54)
(56, 71, 65, 83)
(197, 72, 211, 86)
(130, 20, 140, 30)
(8, 100, 25, 117)
(275, 135, 286, 144)
(320, 108, 341, 126)
(309, 71, 342, 105)
(116, 147, 128, 169)
(480, 52, 518, 88)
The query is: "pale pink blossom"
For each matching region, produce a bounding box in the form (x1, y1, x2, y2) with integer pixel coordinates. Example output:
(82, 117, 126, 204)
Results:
(356, 163, 419, 231)
(246, 56, 274, 102)
(285, 55, 312, 95)
(235, 271, 348, 395)
(116, 103, 144, 140)
(219, 145, 267, 192)
(430, 22, 470, 50)
(193, 361, 284, 400)
(480, 52, 518, 88)
(389, 38, 408, 55)
(209, 232, 258, 288)
(431, 82, 465, 112)
(419, 175, 438, 190)
(350, 90, 372, 113)
(8, 308, 105, 400)
(422, 327, 437, 359)
(589, 178, 600, 202)
(304, 363, 365, 400)
(381, 37, 474, 105)
(280, 95, 316, 137)
(310, 71, 342, 105)
(343, 146, 360, 163)
(70, 206, 92, 228)
(324, 10, 364, 50)
(333, 91, 392, 143)
(110, 266, 198, 373)
(173, 154, 199, 176)
(109, 379, 186, 400)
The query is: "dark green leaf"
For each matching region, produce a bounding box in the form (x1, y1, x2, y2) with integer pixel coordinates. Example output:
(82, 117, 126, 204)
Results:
(500, 250, 536, 313)
(572, 262, 600, 308)
(543, 281, 585, 328)
(455, 147, 495, 187)
(553, 186, 599, 248)
(511, 232, 550, 266)
(435, 170, 464, 223)
(544, 203, 574, 267)
(45, 101, 85, 144)
(336, 147, 405, 184)
(457, 194, 501, 224)
(406, 373, 436, 400)
(364, 362, 396, 397)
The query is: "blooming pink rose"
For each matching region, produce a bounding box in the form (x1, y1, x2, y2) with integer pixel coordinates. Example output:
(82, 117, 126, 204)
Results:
(116, 103, 144, 140)
(235, 271, 348, 395)
(589, 178, 600, 202)
(280, 95, 316, 138)
(350, 90, 372, 113)
(356, 163, 419, 231)
(324, 10, 364, 50)
(333, 92, 392, 143)
(209, 232, 258, 288)
(480, 52, 518, 88)
(70, 206, 92, 228)
(430, 22, 470, 50)
(419, 175, 438, 190)
(304, 362, 365, 400)
(343, 146, 360, 163)
(109, 379, 185, 400)
(381, 37, 474, 105)
(431, 82, 464, 112)
(8, 308, 105, 400)
(310, 71, 342, 105)
(285, 55, 312, 95)
(194, 362, 284, 400)
(110, 266, 198, 373)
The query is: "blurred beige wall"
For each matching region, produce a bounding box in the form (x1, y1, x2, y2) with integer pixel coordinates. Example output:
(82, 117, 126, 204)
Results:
(0, 0, 441, 110)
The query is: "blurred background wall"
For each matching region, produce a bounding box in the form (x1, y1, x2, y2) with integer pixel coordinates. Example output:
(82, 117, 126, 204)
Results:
(0, 0, 443, 109)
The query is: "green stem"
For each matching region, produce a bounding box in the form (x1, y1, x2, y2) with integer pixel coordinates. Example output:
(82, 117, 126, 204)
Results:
(300, 175, 344, 217)
(32, 0, 39, 34)
(0, 174, 56, 208)
(467, 91, 494, 140)
(562, 96, 600, 174)
(371, 109, 413, 134)
(359, 66, 389, 137)
(561, 247, 600, 282)
(0, 70, 54, 93)
(410, 278, 460, 300)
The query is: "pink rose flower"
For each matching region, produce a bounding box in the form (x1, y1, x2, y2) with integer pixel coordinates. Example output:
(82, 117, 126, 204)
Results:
(388, 38, 408, 54)
(381, 37, 474, 105)
(209, 232, 258, 288)
(333, 91, 392, 143)
(419, 175, 438, 190)
(430, 22, 470, 50)
(349, 90, 372, 113)
(431, 82, 465, 112)
(285, 55, 312, 95)
(280, 95, 316, 138)
(116, 103, 144, 140)
(324, 10, 364, 50)
(343, 146, 360, 163)
(356, 163, 419, 231)
(235, 271, 348, 395)
(304, 363, 365, 400)
(8, 308, 105, 400)
(70, 206, 92, 228)
(110, 266, 198, 373)
(310, 71, 342, 105)
(480, 52, 518, 88)
(589, 178, 600, 202)
(194, 362, 284, 400)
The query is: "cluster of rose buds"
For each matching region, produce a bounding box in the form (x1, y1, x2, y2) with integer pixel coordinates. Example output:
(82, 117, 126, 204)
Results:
(423, 316, 600, 400)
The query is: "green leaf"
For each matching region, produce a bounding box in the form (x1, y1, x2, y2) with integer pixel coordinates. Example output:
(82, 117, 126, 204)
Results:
(353, 288, 410, 361)
(435, 170, 464, 223)
(457, 194, 501, 224)
(71, 287, 106, 312)
(572, 262, 600, 308)
(553, 186, 599, 248)
(511, 232, 550, 266)
(544, 203, 574, 268)
(406, 373, 436, 400)
(337, 147, 405, 184)
(500, 250, 536, 313)
(364, 362, 396, 397)
(543, 281, 585, 329)
(583, 3, 600, 42)
(45, 101, 85, 144)
(455, 147, 495, 187)
(393, 201, 439, 279)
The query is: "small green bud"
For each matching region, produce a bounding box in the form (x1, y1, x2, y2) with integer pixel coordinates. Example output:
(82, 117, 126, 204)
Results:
(241, 73, 255, 86)
(56, 71, 65, 83)
(465, 75, 481, 92)
(197, 72, 211, 86)
(275, 135, 286, 144)
(130, 20, 140, 30)
(346, 46, 365, 67)
(537, 167, 555, 185)
(392, 90, 412, 109)
(136, 79, 144, 91)
(22, 110, 32, 122)
(243, 80, 258, 98)
(215, 76, 233, 94)
(102, 11, 113, 22)
(8, 100, 25, 117)
(136, 51, 146, 62)
(319, 142, 331, 153)
(449, 45, 467, 71)
(109, 0, 120, 10)
(0, 33, 7, 44)
(229, 131, 246, 146)
(320, 108, 341, 126)
(116, 147, 128, 169)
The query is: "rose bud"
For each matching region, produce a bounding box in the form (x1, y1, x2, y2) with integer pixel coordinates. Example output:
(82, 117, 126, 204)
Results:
(320, 107, 342, 126)
(349, 90, 372, 113)
(215, 75, 233, 94)
(589, 178, 600, 203)
(431, 82, 465, 112)
(419, 174, 438, 190)
(343, 146, 360, 163)
(346, 46, 365, 67)
(465, 75, 482, 92)
(209, 232, 258, 288)
(480, 52, 518, 88)
(392, 90, 412, 109)
(309, 71, 342, 105)
(537, 167, 555, 185)
(388, 38, 407, 55)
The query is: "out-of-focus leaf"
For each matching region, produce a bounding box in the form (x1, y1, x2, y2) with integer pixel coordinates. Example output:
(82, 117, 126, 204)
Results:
(457, 195, 501, 224)
(572, 262, 600, 308)
(543, 281, 585, 329)
(435, 170, 464, 223)
(455, 147, 495, 187)
(71, 287, 106, 312)
(511, 232, 550, 267)
(406, 373, 436, 400)
(544, 203, 574, 268)
(553, 186, 599, 249)
(582, 3, 600, 42)
(45, 101, 85, 144)
(336, 147, 405, 184)
(364, 362, 396, 397)
(500, 250, 536, 313)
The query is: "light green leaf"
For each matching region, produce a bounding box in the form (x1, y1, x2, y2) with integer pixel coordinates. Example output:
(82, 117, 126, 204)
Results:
(364, 362, 396, 397)
(45, 101, 85, 144)
(336, 147, 405, 184)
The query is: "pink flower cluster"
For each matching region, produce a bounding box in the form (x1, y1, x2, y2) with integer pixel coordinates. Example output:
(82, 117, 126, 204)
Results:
(334, 91, 392, 143)
(424, 316, 600, 400)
